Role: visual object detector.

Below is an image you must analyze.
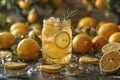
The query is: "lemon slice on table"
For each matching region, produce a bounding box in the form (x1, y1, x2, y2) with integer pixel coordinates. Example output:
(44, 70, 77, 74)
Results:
(99, 51, 120, 73)
(40, 64, 62, 73)
(54, 31, 70, 49)
(102, 42, 120, 54)
(0, 51, 12, 58)
(79, 55, 99, 64)
(4, 62, 27, 69)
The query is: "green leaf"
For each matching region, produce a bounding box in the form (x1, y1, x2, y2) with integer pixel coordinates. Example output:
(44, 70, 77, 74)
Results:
(69, 72, 86, 77)
(104, 0, 111, 10)
(29, 33, 42, 47)
(11, 50, 19, 62)
(105, 10, 110, 17)
(60, 9, 80, 21)
(87, 5, 94, 11)
(8, 74, 29, 80)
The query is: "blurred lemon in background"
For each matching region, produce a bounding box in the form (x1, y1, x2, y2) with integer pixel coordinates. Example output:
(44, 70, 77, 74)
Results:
(95, 0, 105, 9)
(27, 13, 38, 23)
(77, 17, 97, 29)
(18, 0, 30, 9)
(10, 22, 28, 36)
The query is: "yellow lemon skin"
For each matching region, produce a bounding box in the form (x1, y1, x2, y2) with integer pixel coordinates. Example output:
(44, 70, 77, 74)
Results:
(77, 17, 97, 29)
(82, 0, 90, 6)
(72, 33, 92, 53)
(17, 38, 40, 61)
(92, 35, 108, 50)
(11, 28, 28, 36)
(10, 22, 28, 34)
(18, 1, 30, 9)
(27, 13, 38, 23)
(98, 22, 119, 39)
(0, 32, 16, 49)
(79, 55, 99, 64)
(95, 0, 105, 9)
(109, 32, 120, 43)
(4, 62, 27, 70)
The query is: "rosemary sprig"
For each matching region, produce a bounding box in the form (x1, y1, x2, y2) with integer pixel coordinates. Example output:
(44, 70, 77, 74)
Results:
(60, 9, 80, 21)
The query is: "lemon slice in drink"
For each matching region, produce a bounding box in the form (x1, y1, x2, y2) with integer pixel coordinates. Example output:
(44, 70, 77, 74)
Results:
(99, 51, 120, 73)
(45, 44, 70, 59)
(102, 42, 120, 54)
(0, 51, 12, 58)
(53, 54, 71, 64)
(40, 64, 61, 73)
(54, 31, 70, 49)
(4, 62, 27, 69)
(79, 55, 99, 64)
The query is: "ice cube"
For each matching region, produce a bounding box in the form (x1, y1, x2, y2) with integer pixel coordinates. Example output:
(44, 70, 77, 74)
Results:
(48, 17, 55, 22)
(55, 18, 60, 22)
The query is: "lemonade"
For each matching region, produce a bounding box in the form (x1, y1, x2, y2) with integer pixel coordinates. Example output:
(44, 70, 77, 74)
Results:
(42, 17, 72, 64)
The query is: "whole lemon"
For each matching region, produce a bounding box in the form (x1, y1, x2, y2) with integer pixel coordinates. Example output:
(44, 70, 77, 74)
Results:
(27, 13, 38, 23)
(10, 22, 28, 33)
(109, 32, 120, 43)
(92, 35, 108, 50)
(82, 0, 90, 6)
(72, 33, 92, 53)
(17, 38, 40, 61)
(77, 17, 97, 29)
(95, 0, 105, 9)
(11, 28, 28, 36)
(0, 32, 16, 49)
(98, 22, 119, 39)
(18, 0, 30, 9)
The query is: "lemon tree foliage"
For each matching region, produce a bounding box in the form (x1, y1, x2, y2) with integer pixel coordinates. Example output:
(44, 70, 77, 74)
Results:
(0, 0, 65, 21)
(82, 0, 120, 23)
(0, 13, 11, 31)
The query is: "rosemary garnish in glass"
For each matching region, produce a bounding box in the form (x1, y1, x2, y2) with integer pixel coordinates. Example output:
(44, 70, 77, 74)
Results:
(60, 9, 80, 21)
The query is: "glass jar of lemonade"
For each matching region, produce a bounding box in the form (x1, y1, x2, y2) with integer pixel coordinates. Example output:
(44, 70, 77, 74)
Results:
(42, 17, 72, 64)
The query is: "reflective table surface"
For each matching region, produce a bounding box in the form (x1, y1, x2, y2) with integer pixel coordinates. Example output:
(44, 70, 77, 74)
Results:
(5, 59, 120, 80)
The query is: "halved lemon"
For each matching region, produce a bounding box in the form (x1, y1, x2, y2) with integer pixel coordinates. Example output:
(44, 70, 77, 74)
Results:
(0, 51, 12, 58)
(40, 64, 61, 73)
(4, 62, 27, 69)
(102, 42, 120, 54)
(99, 51, 120, 73)
(79, 55, 99, 64)
(54, 31, 70, 49)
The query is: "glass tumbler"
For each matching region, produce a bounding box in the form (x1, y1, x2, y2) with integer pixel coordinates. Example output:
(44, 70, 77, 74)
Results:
(42, 17, 72, 65)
